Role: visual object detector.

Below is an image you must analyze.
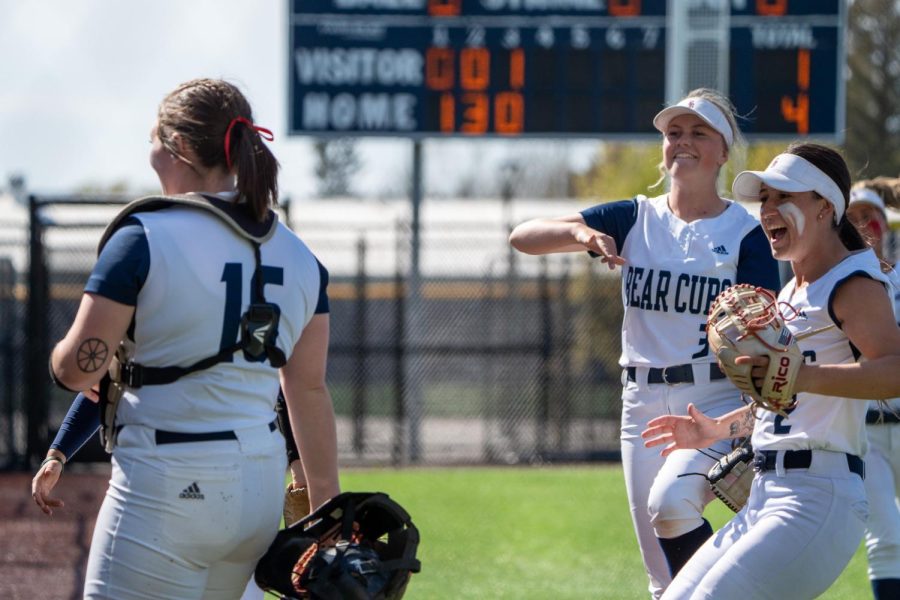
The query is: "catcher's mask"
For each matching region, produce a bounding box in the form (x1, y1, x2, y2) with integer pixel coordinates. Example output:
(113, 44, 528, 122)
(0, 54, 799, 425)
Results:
(255, 492, 421, 600)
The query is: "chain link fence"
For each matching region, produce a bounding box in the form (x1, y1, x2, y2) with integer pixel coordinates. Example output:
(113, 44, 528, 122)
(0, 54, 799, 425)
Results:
(1, 194, 626, 469)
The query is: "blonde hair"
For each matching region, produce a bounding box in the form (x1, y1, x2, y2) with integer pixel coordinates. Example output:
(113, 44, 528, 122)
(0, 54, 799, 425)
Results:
(650, 88, 744, 190)
(852, 177, 900, 212)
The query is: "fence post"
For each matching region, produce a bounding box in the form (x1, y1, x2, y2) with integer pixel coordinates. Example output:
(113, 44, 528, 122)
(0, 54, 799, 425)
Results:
(556, 256, 573, 453)
(537, 255, 551, 459)
(26, 196, 49, 467)
(352, 234, 367, 458)
(0, 259, 14, 466)
(392, 220, 406, 467)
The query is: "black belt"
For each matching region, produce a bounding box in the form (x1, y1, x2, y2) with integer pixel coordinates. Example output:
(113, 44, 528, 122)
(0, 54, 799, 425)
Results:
(753, 450, 865, 480)
(626, 363, 726, 385)
(155, 420, 277, 445)
(866, 410, 900, 424)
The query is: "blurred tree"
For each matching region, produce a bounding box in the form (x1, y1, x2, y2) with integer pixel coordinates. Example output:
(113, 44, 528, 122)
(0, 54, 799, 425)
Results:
(314, 138, 361, 197)
(572, 142, 664, 201)
(75, 180, 132, 195)
(845, 0, 900, 178)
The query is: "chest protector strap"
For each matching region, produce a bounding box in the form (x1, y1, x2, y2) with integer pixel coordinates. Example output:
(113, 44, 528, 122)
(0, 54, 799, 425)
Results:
(99, 194, 287, 390)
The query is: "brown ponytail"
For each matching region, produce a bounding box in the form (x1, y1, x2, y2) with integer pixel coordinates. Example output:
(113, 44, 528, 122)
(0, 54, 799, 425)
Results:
(157, 78, 279, 222)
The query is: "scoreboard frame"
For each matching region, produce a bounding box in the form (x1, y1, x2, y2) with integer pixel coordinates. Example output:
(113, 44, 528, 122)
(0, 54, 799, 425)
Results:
(288, 0, 846, 140)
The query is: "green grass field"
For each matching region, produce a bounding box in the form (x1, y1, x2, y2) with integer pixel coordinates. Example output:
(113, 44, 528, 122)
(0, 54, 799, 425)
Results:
(328, 465, 870, 599)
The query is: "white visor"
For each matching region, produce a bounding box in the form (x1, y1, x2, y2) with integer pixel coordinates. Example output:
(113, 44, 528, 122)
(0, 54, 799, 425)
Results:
(732, 153, 846, 224)
(849, 187, 886, 213)
(653, 97, 734, 147)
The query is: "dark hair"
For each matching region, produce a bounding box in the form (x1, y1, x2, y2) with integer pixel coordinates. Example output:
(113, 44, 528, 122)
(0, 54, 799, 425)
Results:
(854, 176, 900, 211)
(785, 142, 866, 251)
(157, 79, 279, 222)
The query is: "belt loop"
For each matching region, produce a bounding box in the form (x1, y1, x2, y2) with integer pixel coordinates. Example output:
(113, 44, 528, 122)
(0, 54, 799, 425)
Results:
(691, 363, 708, 385)
(775, 450, 786, 477)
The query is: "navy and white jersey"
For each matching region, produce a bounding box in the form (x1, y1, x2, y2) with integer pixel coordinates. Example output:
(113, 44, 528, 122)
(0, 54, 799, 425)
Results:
(869, 266, 900, 414)
(753, 249, 890, 456)
(581, 194, 779, 368)
(86, 197, 328, 432)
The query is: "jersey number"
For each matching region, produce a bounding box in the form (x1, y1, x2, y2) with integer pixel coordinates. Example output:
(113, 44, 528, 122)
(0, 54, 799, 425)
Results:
(773, 350, 817, 435)
(692, 323, 709, 359)
(219, 263, 284, 362)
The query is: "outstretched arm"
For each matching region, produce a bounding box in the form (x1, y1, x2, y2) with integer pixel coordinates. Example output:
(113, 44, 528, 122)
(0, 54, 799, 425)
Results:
(641, 403, 755, 457)
(735, 276, 900, 400)
(509, 214, 626, 268)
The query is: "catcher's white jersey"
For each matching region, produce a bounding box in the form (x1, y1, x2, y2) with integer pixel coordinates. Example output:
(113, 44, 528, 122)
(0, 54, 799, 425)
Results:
(582, 194, 779, 368)
(90, 204, 323, 432)
(752, 249, 890, 456)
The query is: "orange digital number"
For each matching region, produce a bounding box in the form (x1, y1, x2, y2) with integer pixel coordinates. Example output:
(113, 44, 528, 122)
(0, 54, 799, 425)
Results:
(460, 93, 488, 134)
(426, 48, 455, 91)
(509, 48, 525, 89)
(494, 92, 524, 135)
(757, 0, 787, 16)
(460, 48, 490, 91)
(609, 0, 640, 17)
(428, 0, 461, 17)
(780, 49, 810, 134)
(440, 93, 455, 133)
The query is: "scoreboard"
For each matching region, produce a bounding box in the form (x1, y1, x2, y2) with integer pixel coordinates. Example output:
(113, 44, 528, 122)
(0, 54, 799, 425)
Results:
(288, 0, 845, 138)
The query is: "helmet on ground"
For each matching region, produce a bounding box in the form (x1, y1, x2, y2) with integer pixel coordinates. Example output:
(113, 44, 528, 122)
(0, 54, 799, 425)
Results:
(255, 491, 421, 600)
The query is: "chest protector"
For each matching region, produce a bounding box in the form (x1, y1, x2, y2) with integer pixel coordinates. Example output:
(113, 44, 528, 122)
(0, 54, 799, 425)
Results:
(97, 194, 285, 451)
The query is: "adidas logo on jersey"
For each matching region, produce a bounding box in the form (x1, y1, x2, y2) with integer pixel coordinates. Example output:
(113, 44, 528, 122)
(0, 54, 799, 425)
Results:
(711, 245, 729, 255)
(179, 482, 205, 500)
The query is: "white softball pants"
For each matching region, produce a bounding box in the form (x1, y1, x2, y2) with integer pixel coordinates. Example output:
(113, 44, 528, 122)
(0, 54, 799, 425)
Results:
(864, 423, 900, 580)
(84, 421, 287, 600)
(620, 367, 742, 599)
(661, 449, 868, 600)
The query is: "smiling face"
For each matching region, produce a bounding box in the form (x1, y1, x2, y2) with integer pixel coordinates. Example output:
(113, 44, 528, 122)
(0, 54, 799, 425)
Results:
(662, 114, 729, 181)
(758, 183, 832, 260)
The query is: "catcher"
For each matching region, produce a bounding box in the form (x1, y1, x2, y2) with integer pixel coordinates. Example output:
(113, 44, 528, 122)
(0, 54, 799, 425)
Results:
(642, 142, 900, 600)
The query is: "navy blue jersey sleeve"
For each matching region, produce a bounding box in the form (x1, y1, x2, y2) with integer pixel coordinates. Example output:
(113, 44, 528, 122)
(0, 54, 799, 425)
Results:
(50, 393, 101, 460)
(579, 199, 638, 256)
(315, 259, 329, 314)
(85, 217, 150, 305)
(736, 225, 781, 291)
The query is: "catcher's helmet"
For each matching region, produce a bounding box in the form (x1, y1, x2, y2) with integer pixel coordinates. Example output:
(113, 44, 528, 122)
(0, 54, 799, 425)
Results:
(255, 492, 421, 600)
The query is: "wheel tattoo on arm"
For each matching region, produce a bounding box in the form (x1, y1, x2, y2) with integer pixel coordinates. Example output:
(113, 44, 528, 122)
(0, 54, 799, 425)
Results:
(76, 338, 109, 373)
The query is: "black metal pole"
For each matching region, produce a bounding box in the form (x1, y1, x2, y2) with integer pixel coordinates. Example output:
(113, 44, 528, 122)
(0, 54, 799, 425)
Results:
(26, 196, 49, 467)
(0, 259, 14, 466)
(392, 220, 406, 467)
(537, 256, 551, 459)
(352, 235, 367, 458)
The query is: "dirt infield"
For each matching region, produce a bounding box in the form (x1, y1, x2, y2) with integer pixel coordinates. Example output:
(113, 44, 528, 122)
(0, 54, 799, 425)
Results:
(0, 468, 111, 600)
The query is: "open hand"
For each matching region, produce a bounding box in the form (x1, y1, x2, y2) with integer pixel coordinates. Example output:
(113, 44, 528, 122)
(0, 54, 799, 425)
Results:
(641, 403, 721, 457)
(32, 458, 65, 516)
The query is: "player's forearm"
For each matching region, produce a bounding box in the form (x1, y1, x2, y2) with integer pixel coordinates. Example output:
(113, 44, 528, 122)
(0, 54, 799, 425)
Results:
(508, 219, 587, 255)
(285, 386, 340, 509)
(714, 405, 755, 439)
(796, 357, 900, 399)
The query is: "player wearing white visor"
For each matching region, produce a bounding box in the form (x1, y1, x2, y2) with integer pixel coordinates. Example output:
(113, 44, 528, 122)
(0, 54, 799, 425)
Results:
(847, 177, 900, 599)
(643, 143, 900, 599)
(510, 89, 779, 598)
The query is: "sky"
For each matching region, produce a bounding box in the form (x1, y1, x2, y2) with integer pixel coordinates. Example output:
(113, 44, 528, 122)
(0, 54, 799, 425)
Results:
(0, 0, 596, 201)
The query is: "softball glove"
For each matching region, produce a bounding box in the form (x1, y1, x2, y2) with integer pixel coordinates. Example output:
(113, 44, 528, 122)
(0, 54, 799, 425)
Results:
(707, 284, 803, 416)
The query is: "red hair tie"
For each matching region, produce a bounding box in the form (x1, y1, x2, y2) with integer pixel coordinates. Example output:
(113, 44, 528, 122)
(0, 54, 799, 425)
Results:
(224, 116, 274, 170)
